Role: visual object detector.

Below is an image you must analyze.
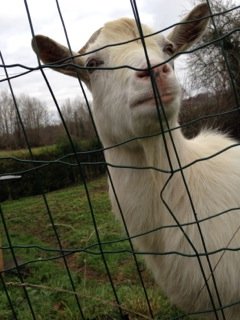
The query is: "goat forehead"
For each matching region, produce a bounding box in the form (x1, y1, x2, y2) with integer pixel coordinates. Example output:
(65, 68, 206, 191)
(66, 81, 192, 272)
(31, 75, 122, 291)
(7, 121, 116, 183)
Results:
(103, 18, 143, 40)
(82, 18, 165, 52)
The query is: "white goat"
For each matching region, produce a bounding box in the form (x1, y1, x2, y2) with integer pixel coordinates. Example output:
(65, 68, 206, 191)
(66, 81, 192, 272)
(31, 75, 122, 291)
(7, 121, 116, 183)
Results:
(32, 4, 240, 319)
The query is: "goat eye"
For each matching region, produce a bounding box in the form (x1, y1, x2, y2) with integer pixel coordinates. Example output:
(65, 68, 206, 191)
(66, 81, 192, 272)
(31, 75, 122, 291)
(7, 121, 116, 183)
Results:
(86, 58, 104, 73)
(164, 43, 175, 56)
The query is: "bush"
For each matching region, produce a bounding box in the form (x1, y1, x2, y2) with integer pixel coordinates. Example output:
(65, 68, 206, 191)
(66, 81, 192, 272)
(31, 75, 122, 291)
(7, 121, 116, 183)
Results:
(0, 138, 105, 201)
(55, 135, 83, 155)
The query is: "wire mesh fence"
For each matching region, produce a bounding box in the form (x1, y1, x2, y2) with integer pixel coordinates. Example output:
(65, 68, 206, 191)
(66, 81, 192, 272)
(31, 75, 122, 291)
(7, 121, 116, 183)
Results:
(0, 0, 240, 319)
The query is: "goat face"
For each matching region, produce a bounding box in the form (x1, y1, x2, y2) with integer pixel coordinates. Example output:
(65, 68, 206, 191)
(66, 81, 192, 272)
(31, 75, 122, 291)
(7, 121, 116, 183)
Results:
(82, 18, 183, 142)
(32, 4, 209, 145)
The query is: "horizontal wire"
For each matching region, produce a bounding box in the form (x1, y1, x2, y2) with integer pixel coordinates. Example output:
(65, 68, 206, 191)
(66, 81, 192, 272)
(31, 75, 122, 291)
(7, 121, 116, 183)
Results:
(1, 140, 239, 177)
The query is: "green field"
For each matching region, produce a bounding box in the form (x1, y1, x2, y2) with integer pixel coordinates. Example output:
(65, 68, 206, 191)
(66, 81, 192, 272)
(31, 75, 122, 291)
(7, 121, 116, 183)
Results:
(0, 145, 57, 158)
(0, 176, 187, 319)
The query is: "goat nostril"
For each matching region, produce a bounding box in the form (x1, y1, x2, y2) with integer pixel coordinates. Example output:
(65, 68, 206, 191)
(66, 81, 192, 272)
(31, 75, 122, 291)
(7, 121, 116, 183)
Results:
(151, 64, 171, 78)
(162, 64, 171, 74)
(136, 69, 150, 79)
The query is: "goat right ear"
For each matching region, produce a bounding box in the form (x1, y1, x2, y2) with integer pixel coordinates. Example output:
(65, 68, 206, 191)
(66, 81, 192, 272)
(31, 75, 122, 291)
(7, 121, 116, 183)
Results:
(32, 35, 89, 83)
(167, 3, 210, 53)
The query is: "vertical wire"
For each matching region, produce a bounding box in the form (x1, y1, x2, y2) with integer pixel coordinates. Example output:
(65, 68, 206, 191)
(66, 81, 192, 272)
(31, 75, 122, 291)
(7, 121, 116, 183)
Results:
(24, 0, 128, 318)
(1, 48, 85, 318)
(54, 0, 125, 317)
(54, 0, 155, 317)
(190, 1, 240, 316)
(130, 1, 174, 173)
(0, 52, 39, 320)
(23, 3, 86, 319)
(129, 0, 224, 318)
(5, 3, 86, 317)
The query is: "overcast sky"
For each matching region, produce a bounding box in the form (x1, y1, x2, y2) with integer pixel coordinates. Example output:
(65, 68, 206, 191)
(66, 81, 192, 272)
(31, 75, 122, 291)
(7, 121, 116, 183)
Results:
(0, 0, 194, 115)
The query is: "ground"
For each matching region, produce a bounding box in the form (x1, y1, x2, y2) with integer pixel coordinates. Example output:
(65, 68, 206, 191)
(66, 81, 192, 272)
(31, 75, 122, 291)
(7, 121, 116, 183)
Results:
(0, 176, 189, 319)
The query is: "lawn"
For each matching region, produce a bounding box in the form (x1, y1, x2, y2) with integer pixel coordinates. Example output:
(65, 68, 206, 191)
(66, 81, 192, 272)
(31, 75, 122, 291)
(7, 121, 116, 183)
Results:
(0, 145, 57, 158)
(0, 176, 187, 320)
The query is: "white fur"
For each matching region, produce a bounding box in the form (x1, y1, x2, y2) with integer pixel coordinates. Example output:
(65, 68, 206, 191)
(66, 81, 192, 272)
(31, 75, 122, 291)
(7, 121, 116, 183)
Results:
(33, 5, 240, 319)
(85, 21, 240, 320)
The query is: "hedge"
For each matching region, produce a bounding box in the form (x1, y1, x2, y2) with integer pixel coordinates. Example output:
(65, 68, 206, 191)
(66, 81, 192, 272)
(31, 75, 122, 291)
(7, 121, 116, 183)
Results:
(0, 138, 105, 201)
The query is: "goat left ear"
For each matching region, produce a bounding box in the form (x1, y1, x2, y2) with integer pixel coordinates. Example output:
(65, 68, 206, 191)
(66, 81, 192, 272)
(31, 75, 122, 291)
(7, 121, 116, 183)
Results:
(167, 3, 210, 53)
(32, 35, 89, 83)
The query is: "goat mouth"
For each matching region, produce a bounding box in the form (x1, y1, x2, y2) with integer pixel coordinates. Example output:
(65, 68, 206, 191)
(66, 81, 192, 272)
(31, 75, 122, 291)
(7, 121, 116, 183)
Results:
(131, 93, 174, 108)
(132, 96, 155, 108)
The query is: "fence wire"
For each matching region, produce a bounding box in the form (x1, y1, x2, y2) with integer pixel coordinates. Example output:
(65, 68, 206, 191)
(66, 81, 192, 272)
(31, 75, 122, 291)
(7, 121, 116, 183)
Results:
(0, 0, 240, 319)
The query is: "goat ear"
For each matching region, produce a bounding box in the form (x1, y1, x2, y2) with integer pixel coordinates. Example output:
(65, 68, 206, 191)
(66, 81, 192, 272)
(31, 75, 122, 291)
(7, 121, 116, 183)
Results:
(167, 3, 210, 53)
(31, 35, 89, 83)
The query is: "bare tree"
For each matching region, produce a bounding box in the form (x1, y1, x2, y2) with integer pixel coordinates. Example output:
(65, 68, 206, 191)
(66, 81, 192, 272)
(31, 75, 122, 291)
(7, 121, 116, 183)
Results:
(60, 97, 95, 140)
(0, 91, 15, 148)
(0, 91, 50, 149)
(19, 94, 48, 126)
(16, 94, 49, 147)
(187, 0, 240, 101)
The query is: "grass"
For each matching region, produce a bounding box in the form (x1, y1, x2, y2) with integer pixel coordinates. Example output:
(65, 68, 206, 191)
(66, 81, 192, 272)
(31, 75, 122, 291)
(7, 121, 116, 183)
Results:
(0, 176, 189, 320)
(0, 145, 57, 158)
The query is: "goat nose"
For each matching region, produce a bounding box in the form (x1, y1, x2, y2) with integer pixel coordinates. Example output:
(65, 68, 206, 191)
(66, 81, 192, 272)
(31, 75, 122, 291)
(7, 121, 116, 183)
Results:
(136, 63, 171, 79)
